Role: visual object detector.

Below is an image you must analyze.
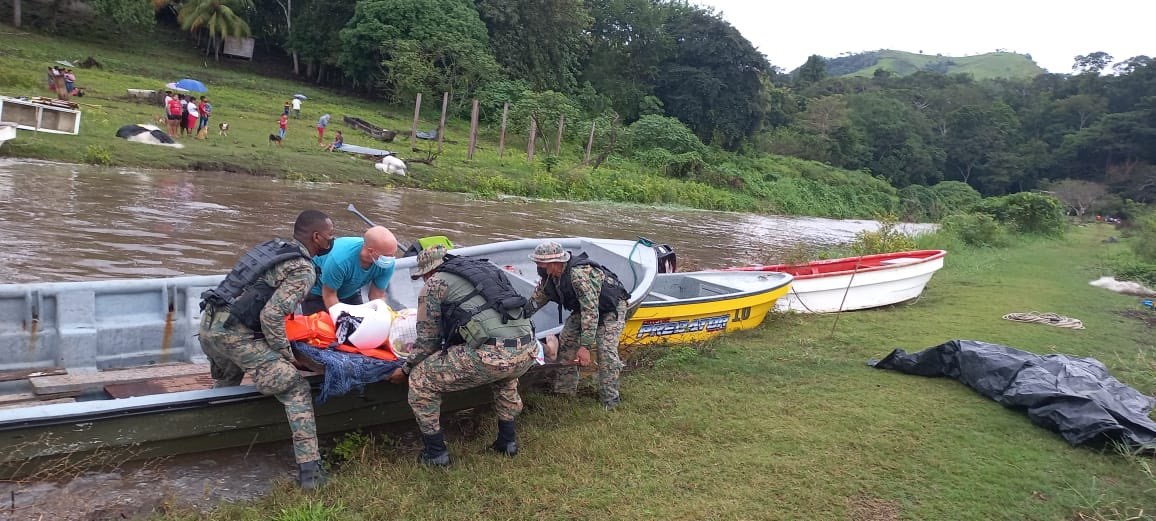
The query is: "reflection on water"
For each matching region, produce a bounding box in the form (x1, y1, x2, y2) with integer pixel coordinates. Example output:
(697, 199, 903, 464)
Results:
(0, 159, 928, 283)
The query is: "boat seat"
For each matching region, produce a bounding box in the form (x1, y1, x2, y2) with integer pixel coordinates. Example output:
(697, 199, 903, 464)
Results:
(879, 257, 921, 266)
(647, 291, 680, 302)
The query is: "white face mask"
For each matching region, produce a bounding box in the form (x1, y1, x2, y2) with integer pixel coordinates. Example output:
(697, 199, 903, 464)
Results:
(374, 255, 396, 270)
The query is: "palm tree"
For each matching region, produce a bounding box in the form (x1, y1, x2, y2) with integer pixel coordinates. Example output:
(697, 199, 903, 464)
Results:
(179, 0, 254, 61)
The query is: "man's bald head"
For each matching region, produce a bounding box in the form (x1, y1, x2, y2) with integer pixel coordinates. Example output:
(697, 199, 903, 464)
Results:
(363, 226, 398, 256)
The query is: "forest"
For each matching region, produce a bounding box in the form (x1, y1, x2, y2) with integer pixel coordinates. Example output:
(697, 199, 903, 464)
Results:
(8, 0, 1156, 214)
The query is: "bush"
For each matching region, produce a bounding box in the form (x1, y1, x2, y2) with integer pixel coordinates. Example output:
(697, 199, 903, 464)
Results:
(83, 145, 112, 166)
(899, 184, 941, 222)
(1111, 259, 1156, 288)
(850, 215, 917, 255)
(975, 192, 1066, 236)
(941, 212, 1010, 247)
(1130, 215, 1156, 263)
(625, 115, 705, 156)
(930, 181, 982, 215)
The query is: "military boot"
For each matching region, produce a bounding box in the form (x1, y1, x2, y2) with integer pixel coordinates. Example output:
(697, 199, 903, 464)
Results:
(419, 431, 451, 466)
(489, 419, 518, 457)
(297, 460, 325, 490)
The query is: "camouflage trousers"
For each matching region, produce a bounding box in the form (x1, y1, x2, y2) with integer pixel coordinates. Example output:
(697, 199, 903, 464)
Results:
(199, 308, 319, 464)
(408, 338, 537, 435)
(551, 300, 627, 403)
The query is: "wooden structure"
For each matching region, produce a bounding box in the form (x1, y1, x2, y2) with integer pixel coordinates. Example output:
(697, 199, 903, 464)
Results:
(0, 96, 81, 135)
(342, 115, 398, 142)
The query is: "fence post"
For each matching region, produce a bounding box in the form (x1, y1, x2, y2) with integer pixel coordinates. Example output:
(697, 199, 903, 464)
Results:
(585, 121, 596, 162)
(498, 102, 509, 159)
(554, 114, 566, 155)
(527, 116, 537, 162)
(437, 92, 449, 154)
(467, 99, 480, 160)
(410, 92, 422, 150)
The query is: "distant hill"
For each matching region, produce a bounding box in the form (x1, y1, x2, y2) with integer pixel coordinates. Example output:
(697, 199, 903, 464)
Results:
(813, 50, 1046, 81)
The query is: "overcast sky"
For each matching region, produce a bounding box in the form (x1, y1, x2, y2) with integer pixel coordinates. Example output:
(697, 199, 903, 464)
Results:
(696, 0, 1154, 73)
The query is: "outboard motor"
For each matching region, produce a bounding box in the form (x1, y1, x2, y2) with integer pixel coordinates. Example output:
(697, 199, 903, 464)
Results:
(655, 244, 677, 273)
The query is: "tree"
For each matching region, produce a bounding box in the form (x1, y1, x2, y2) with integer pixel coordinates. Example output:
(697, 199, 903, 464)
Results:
(180, 0, 254, 61)
(582, 0, 674, 122)
(653, 4, 771, 149)
(89, 0, 155, 32)
(13, 0, 21, 27)
(339, 0, 499, 101)
(1053, 94, 1106, 130)
(847, 93, 944, 187)
(1046, 179, 1109, 217)
(943, 102, 1020, 187)
(287, 0, 357, 83)
(475, 0, 592, 92)
(1072, 52, 1113, 74)
(796, 55, 827, 86)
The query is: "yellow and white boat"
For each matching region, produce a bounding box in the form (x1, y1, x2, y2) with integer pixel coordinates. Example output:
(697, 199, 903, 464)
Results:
(622, 271, 793, 346)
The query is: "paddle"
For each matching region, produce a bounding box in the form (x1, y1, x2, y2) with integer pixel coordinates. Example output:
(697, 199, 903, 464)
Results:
(346, 203, 413, 253)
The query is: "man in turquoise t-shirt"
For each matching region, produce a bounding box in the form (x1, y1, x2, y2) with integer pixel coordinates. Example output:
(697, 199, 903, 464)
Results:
(301, 226, 398, 315)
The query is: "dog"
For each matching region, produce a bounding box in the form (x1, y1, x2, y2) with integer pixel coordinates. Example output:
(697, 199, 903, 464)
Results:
(269, 133, 283, 147)
(218, 122, 229, 136)
(155, 115, 167, 128)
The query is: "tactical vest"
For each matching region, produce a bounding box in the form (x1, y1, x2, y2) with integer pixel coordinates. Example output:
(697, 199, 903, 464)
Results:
(200, 239, 306, 332)
(434, 256, 531, 349)
(542, 252, 630, 315)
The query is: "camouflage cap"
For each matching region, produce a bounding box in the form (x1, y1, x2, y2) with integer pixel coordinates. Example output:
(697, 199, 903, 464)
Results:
(529, 241, 571, 263)
(410, 245, 448, 279)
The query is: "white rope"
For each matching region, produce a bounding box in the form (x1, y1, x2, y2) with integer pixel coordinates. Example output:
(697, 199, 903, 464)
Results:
(1002, 312, 1085, 330)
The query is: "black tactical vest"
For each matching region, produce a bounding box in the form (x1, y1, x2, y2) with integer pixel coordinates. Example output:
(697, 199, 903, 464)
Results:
(200, 239, 306, 332)
(435, 255, 529, 347)
(542, 252, 629, 315)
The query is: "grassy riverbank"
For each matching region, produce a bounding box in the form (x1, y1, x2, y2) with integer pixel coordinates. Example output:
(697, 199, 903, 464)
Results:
(153, 226, 1155, 520)
(0, 25, 900, 216)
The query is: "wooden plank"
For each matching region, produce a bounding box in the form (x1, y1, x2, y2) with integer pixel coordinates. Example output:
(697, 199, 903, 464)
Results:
(0, 392, 38, 405)
(30, 363, 210, 395)
(0, 368, 66, 382)
(104, 373, 217, 398)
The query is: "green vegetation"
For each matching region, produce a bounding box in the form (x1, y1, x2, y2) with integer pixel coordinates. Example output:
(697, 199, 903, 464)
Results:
(823, 50, 1046, 80)
(152, 227, 1154, 521)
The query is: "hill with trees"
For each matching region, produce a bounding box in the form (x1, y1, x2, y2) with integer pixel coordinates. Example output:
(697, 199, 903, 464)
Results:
(2, 0, 1154, 221)
(812, 50, 1046, 80)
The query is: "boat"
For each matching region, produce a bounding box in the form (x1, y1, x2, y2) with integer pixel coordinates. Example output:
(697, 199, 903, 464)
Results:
(342, 115, 398, 142)
(726, 250, 946, 313)
(0, 237, 660, 478)
(621, 271, 792, 347)
(0, 123, 15, 147)
(0, 95, 82, 135)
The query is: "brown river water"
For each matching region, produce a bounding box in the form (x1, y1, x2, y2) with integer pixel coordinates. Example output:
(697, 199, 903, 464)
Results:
(0, 159, 930, 519)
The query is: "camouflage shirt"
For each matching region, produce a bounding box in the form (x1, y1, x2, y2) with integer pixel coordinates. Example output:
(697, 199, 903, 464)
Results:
(407, 275, 451, 368)
(257, 241, 316, 353)
(527, 265, 605, 348)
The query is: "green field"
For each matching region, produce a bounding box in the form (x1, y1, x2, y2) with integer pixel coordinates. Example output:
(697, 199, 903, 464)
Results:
(835, 50, 1046, 80)
(153, 225, 1156, 520)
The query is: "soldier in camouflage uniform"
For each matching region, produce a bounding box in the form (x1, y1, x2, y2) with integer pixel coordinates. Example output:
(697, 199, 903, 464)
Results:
(198, 210, 336, 490)
(525, 241, 629, 409)
(388, 245, 537, 466)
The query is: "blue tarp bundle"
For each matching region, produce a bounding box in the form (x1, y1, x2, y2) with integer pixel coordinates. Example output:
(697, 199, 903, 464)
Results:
(292, 341, 404, 404)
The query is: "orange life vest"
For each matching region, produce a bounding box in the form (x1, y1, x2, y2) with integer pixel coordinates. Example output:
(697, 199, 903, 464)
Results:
(284, 311, 398, 361)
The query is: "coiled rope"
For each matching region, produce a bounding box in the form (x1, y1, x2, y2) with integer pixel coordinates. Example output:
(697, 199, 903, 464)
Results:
(1001, 312, 1085, 330)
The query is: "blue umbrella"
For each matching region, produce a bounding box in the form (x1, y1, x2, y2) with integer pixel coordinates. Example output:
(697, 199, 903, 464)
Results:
(293, 94, 308, 100)
(174, 78, 207, 93)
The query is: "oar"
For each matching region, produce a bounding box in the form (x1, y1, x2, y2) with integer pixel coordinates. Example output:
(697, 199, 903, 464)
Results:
(346, 203, 412, 252)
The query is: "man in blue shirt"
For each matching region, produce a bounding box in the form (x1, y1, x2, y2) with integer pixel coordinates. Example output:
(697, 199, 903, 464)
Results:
(301, 226, 398, 315)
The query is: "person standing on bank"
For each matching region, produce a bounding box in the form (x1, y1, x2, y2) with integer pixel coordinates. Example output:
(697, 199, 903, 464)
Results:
(387, 245, 537, 466)
(198, 210, 336, 490)
(301, 225, 398, 316)
(525, 241, 629, 409)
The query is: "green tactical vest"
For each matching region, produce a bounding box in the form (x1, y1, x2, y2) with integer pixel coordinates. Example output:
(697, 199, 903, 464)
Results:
(437, 271, 533, 349)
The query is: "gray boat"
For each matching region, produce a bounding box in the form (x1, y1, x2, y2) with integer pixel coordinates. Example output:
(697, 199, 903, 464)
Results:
(0, 237, 660, 478)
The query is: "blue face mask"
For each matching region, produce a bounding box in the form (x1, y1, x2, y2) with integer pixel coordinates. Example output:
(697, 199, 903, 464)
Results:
(374, 255, 395, 270)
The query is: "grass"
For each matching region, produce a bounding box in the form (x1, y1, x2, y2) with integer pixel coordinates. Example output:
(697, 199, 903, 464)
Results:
(152, 225, 1156, 520)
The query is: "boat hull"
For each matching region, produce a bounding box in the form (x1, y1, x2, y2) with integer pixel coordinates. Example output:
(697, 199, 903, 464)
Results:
(0, 237, 659, 476)
(728, 250, 946, 313)
(622, 271, 791, 346)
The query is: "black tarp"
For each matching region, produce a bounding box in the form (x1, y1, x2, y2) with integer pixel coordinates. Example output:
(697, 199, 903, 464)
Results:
(869, 340, 1156, 448)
